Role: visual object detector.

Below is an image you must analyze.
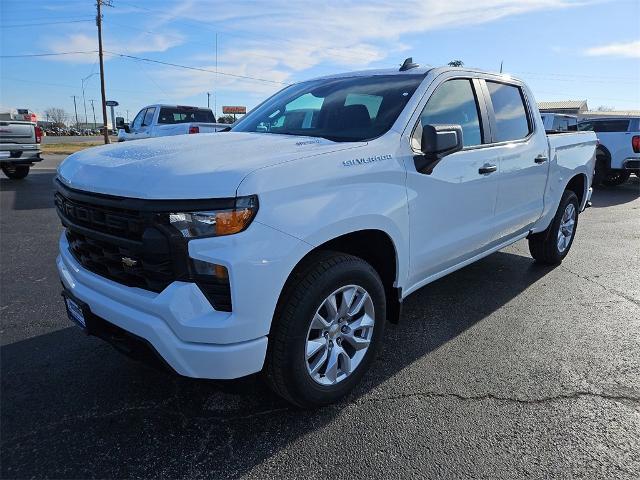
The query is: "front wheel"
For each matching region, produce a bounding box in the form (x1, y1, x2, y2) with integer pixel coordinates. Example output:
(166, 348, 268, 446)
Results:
(1, 165, 30, 179)
(264, 252, 386, 408)
(528, 190, 579, 265)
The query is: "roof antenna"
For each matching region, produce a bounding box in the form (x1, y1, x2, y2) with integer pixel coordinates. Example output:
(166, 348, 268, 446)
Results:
(399, 57, 419, 72)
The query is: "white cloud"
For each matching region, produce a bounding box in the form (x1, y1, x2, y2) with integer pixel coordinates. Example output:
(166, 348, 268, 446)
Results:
(155, 0, 580, 100)
(46, 31, 184, 64)
(584, 40, 640, 58)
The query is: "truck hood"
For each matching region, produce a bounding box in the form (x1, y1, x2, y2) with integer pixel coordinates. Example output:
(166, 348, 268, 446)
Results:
(57, 132, 363, 199)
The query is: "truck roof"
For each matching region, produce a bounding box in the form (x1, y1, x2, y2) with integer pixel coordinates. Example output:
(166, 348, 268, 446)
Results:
(308, 65, 525, 84)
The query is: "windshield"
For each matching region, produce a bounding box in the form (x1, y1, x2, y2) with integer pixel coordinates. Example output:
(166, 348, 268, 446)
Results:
(232, 74, 424, 142)
(158, 107, 215, 124)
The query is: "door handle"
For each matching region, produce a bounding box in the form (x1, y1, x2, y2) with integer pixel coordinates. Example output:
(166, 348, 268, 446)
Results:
(478, 164, 497, 175)
(535, 155, 548, 164)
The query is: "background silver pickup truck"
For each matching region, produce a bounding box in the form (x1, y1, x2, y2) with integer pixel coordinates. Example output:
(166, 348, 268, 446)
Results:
(0, 120, 43, 179)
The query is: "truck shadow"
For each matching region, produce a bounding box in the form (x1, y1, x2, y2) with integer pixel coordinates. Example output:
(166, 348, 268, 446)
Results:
(590, 176, 640, 208)
(1, 248, 555, 478)
(0, 171, 58, 211)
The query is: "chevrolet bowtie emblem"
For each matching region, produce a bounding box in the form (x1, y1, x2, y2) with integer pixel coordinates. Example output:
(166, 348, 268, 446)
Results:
(121, 257, 138, 267)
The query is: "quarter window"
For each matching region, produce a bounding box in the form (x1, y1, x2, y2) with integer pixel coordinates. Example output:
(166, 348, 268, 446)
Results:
(413, 79, 483, 149)
(486, 82, 531, 142)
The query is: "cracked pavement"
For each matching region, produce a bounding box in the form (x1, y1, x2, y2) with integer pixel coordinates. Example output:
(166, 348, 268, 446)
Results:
(1, 168, 639, 479)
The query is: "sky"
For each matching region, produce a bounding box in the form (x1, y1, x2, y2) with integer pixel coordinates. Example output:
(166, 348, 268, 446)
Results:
(1, 0, 639, 125)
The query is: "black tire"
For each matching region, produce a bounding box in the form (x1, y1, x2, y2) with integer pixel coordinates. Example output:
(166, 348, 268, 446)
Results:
(528, 190, 579, 265)
(602, 171, 631, 186)
(592, 151, 608, 188)
(264, 251, 386, 408)
(1, 165, 30, 179)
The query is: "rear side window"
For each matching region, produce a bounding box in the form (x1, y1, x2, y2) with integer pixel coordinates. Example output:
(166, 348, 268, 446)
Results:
(158, 107, 215, 124)
(486, 82, 531, 142)
(413, 79, 483, 149)
(578, 119, 630, 132)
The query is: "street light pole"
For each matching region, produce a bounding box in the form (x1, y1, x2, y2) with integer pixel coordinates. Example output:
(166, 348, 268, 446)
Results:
(81, 72, 98, 126)
(71, 95, 79, 126)
(89, 99, 97, 129)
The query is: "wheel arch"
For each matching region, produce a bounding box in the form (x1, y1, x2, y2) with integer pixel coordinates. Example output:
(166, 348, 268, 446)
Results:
(565, 172, 587, 209)
(274, 229, 403, 328)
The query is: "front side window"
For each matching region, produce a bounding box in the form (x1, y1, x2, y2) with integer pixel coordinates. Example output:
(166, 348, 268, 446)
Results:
(486, 81, 531, 142)
(412, 78, 483, 149)
(142, 107, 156, 127)
(232, 74, 424, 142)
(131, 109, 145, 130)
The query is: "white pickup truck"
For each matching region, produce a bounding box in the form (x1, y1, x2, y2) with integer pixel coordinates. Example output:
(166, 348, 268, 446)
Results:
(56, 62, 596, 407)
(0, 120, 43, 179)
(116, 104, 227, 142)
(578, 116, 640, 186)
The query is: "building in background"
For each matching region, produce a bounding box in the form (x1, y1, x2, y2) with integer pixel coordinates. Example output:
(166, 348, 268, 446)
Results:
(538, 100, 588, 116)
(538, 100, 640, 120)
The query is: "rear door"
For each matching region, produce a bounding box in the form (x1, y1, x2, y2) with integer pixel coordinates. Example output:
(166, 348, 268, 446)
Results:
(403, 76, 501, 287)
(480, 79, 549, 239)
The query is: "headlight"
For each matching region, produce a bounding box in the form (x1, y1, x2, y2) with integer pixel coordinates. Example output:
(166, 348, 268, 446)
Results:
(166, 195, 258, 238)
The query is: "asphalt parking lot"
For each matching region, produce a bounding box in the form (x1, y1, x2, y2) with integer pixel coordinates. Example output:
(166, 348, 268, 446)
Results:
(1, 160, 639, 479)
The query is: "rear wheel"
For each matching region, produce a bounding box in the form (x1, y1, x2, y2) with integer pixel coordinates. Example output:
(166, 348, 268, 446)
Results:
(528, 190, 579, 265)
(264, 251, 386, 408)
(602, 171, 631, 186)
(1, 165, 30, 179)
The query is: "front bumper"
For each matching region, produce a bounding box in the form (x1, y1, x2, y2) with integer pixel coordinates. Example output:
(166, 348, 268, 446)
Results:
(57, 221, 310, 379)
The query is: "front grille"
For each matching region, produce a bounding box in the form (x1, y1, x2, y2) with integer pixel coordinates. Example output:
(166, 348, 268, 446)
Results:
(55, 181, 232, 311)
(66, 229, 174, 292)
(54, 192, 144, 240)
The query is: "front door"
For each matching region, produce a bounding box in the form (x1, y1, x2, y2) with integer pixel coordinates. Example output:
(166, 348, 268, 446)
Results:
(403, 77, 500, 288)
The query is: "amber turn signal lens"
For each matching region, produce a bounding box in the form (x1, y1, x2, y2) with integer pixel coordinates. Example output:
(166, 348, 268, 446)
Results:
(215, 208, 254, 236)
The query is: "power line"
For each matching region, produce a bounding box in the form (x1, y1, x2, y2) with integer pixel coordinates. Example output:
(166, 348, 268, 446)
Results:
(0, 19, 93, 27)
(0, 51, 97, 58)
(104, 51, 290, 85)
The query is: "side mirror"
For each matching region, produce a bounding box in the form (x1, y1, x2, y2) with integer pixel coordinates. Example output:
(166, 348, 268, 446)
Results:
(414, 124, 463, 174)
(115, 117, 130, 133)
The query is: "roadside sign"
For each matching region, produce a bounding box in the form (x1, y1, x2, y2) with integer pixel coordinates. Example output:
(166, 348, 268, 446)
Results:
(106, 100, 119, 107)
(222, 106, 246, 114)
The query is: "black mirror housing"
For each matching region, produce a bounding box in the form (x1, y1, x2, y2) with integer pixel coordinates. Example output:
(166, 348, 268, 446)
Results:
(415, 124, 463, 174)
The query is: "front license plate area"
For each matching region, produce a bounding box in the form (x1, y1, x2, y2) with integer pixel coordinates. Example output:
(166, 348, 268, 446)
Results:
(62, 291, 89, 331)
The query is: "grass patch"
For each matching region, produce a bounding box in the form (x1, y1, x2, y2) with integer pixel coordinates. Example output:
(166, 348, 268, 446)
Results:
(41, 142, 105, 155)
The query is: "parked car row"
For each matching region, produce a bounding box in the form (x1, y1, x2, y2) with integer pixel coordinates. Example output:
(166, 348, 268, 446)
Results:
(43, 127, 103, 136)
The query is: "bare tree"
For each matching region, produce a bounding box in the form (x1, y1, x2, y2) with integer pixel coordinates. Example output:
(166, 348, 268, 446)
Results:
(217, 115, 236, 124)
(596, 105, 614, 112)
(44, 107, 68, 127)
(448, 60, 464, 67)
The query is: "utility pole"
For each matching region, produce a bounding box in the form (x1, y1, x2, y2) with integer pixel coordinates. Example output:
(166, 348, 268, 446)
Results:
(71, 95, 79, 126)
(214, 33, 218, 119)
(126, 109, 129, 122)
(207, 92, 211, 109)
(96, 0, 112, 144)
(500, 60, 504, 73)
(89, 99, 97, 129)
